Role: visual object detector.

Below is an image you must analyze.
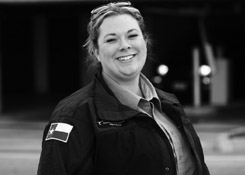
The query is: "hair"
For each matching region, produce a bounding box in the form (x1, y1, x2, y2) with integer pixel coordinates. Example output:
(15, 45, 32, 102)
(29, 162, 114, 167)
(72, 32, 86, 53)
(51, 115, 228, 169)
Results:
(83, 1, 152, 70)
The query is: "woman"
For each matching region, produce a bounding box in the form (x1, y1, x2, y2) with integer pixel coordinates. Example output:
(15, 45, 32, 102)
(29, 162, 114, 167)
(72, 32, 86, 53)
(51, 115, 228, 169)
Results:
(37, 1, 210, 175)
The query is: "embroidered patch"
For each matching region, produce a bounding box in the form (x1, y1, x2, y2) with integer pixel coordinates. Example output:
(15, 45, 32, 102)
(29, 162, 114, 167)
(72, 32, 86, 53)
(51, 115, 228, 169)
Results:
(45, 123, 73, 143)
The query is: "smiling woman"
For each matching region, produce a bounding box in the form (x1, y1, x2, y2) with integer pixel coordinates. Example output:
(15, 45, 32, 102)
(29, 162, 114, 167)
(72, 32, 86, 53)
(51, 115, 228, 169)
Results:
(37, 1, 210, 175)
(97, 14, 147, 87)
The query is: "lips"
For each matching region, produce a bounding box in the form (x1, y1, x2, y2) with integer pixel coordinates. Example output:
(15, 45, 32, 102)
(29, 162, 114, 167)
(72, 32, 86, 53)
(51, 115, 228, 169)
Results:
(116, 54, 136, 61)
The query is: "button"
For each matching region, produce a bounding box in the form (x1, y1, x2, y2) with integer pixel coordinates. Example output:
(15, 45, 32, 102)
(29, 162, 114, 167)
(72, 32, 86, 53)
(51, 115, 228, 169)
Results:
(165, 167, 170, 171)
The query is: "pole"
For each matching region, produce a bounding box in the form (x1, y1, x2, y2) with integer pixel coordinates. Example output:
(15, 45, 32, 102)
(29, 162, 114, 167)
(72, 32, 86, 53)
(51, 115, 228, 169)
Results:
(193, 47, 201, 107)
(199, 18, 216, 74)
(0, 20, 2, 113)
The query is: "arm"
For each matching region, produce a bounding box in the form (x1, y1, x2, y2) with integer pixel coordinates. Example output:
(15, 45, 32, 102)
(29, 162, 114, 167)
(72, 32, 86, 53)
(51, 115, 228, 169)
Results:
(37, 116, 95, 175)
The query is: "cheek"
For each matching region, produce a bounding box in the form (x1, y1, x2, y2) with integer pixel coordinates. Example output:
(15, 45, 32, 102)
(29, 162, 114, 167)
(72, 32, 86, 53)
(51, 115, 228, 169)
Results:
(100, 45, 118, 59)
(100, 49, 110, 60)
(98, 47, 114, 64)
(139, 41, 147, 57)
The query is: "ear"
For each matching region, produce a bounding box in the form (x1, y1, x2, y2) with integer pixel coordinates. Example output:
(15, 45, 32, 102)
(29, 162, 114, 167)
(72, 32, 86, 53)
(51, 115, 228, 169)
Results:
(94, 49, 101, 62)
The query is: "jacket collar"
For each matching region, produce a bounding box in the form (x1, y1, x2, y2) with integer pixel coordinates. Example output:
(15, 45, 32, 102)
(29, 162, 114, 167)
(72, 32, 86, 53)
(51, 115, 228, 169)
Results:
(156, 88, 187, 126)
(93, 70, 182, 122)
(93, 71, 140, 121)
(155, 88, 180, 105)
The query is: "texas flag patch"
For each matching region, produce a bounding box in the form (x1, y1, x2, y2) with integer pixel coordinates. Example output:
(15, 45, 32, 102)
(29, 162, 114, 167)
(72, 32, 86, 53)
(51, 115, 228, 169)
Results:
(45, 123, 73, 143)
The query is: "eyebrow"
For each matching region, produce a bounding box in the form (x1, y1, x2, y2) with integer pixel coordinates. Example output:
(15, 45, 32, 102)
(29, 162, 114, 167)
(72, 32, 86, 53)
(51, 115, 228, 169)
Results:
(128, 29, 139, 33)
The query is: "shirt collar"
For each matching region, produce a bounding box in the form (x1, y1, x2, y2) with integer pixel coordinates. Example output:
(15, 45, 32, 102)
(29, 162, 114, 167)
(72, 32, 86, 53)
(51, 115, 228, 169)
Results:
(94, 70, 181, 122)
(140, 73, 159, 101)
(139, 74, 162, 111)
(102, 71, 161, 111)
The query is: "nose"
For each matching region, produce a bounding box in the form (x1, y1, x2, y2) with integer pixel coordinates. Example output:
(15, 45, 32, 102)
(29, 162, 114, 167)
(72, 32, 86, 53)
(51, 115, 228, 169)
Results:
(119, 38, 131, 51)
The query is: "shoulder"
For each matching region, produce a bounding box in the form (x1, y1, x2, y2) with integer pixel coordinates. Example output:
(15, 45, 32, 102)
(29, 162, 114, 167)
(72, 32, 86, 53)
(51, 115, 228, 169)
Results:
(51, 81, 95, 120)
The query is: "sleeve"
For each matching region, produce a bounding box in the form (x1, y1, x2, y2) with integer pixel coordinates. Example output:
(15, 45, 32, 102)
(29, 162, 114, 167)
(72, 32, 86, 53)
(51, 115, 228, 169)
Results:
(37, 114, 95, 175)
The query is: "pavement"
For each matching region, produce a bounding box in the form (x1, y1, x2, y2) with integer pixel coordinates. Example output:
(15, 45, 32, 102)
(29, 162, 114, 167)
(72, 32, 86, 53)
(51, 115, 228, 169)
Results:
(0, 102, 245, 175)
(186, 104, 245, 175)
(185, 104, 245, 155)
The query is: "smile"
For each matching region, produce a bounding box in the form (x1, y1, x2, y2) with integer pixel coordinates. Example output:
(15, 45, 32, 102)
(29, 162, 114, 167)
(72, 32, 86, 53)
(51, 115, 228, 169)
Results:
(117, 54, 135, 61)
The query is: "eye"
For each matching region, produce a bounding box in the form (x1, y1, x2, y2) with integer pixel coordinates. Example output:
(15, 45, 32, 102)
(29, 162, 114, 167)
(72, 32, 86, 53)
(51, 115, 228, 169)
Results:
(106, 38, 117, 43)
(128, 34, 138, 39)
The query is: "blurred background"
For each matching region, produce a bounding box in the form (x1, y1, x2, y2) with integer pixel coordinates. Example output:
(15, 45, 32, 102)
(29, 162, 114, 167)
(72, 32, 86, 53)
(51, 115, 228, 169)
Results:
(0, 0, 245, 174)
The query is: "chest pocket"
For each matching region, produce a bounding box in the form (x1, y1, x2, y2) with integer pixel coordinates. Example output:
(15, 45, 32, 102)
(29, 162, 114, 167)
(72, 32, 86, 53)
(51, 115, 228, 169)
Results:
(94, 118, 172, 175)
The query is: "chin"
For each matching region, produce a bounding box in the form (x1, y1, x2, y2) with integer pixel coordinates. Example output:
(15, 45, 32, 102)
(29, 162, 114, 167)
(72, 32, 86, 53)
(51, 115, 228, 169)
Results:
(122, 70, 141, 78)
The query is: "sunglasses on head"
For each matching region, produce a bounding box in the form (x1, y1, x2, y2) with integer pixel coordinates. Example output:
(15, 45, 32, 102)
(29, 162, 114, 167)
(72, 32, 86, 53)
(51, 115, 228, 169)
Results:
(90, 1, 140, 21)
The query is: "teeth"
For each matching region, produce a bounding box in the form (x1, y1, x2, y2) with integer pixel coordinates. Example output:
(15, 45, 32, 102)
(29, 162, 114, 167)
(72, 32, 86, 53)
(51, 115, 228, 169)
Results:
(118, 55, 134, 61)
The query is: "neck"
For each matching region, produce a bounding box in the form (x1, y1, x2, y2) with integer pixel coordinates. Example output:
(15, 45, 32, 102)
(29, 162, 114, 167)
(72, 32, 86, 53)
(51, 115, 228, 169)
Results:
(102, 71, 143, 97)
(120, 78, 143, 97)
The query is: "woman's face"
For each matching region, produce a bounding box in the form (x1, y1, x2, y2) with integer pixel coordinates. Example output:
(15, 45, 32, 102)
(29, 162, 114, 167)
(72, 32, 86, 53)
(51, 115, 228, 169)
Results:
(96, 14, 147, 83)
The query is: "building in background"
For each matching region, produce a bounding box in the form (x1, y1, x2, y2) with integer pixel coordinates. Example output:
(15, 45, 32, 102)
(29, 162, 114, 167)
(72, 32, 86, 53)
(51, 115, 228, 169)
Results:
(0, 0, 244, 117)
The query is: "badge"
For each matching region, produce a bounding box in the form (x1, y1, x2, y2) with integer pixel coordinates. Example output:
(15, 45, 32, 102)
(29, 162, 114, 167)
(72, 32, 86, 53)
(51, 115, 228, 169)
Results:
(45, 122, 73, 143)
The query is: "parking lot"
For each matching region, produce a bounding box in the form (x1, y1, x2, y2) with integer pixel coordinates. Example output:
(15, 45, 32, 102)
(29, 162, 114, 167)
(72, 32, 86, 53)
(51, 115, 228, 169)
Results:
(0, 105, 245, 175)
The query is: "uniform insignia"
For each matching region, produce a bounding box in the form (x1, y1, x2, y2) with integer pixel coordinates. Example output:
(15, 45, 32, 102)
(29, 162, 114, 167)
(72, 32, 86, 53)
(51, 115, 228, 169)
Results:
(97, 120, 124, 127)
(45, 123, 73, 143)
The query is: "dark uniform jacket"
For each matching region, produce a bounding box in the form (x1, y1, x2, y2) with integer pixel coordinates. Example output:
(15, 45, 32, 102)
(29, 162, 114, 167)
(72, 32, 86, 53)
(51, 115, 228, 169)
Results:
(37, 71, 210, 175)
